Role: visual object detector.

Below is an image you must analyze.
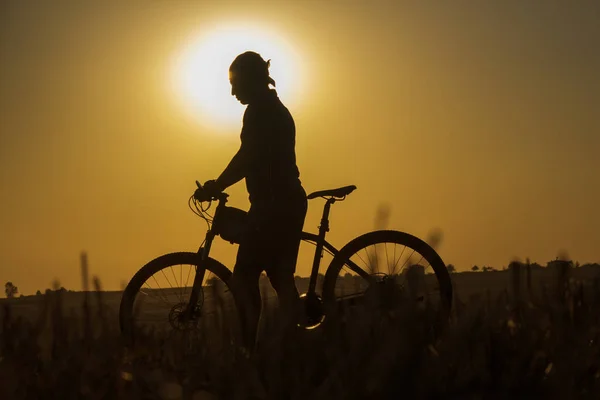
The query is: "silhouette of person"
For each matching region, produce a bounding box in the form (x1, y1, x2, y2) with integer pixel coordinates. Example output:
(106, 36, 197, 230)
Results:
(203, 51, 307, 352)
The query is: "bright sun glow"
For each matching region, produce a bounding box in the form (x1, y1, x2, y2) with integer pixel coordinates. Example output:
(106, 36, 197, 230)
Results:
(171, 23, 304, 131)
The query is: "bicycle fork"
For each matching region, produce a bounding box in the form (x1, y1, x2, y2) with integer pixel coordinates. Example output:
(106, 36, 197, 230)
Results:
(183, 231, 216, 321)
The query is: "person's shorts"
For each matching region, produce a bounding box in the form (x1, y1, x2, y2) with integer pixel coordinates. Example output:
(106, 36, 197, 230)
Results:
(235, 193, 307, 275)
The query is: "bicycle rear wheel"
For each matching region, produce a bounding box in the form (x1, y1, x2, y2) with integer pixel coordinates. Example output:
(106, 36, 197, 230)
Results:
(322, 230, 452, 336)
(119, 252, 235, 359)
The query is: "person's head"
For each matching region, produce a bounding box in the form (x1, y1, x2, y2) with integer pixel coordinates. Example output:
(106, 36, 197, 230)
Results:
(229, 51, 276, 105)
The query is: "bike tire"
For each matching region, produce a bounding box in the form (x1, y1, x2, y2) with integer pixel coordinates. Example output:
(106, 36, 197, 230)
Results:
(322, 230, 452, 334)
(119, 252, 233, 347)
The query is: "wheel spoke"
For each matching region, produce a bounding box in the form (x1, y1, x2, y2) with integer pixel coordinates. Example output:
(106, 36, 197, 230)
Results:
(392, 243, 397, 274)
(183, 264, 193, 298)
(148, 276, 173, 306)
(179, 264, 184, 300)
(159, 268, 178, 299)
(354, 251, 369, 271)
(169, 265, 183, 303)
(399, 249, 416, 272)
(363, 247, 376, 274)
(384, 243, 390, 275)
(139, 286, 172, 309)
(390, 245, 407, 275)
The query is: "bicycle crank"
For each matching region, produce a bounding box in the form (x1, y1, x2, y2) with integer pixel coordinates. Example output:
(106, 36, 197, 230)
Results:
(298, 292, 326, 329)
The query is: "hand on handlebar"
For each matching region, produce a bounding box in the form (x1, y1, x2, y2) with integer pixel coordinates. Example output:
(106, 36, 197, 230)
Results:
(203, 180, 222, 197)
(193, 179, 222, 202)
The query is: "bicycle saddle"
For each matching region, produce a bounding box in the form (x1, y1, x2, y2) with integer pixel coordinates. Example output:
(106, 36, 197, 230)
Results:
(306, 185, 357, 200)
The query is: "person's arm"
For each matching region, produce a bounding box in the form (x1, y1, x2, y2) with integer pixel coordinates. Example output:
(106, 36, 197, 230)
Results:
(215, 145, 248, 190)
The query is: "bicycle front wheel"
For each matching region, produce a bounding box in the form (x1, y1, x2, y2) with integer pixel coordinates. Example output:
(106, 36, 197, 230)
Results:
(119, 252, 235, 356)
(322, 230, 452, 335)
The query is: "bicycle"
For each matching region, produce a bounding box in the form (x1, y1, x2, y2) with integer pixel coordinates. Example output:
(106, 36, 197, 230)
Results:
(119, 182, 453, 349)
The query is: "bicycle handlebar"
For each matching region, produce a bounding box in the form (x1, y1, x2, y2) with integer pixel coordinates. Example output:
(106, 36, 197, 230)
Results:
(193, 180, 228, 203)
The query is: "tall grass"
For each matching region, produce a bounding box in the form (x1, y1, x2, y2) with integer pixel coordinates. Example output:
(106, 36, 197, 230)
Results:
(2, 262, 600, 399)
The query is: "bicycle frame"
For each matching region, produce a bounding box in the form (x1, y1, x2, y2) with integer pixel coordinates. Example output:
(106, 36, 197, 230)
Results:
(184, 193, 370, 318)
(300, 197, 371, 294)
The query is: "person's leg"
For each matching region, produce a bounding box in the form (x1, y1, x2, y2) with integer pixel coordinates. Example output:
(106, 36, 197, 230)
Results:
(266, 249, 302, 329)
(265, 197, 307, 329)
(230, 235, 264, 352)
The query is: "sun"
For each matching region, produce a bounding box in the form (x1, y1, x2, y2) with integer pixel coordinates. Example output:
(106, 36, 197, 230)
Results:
(171, 23, 304, 132)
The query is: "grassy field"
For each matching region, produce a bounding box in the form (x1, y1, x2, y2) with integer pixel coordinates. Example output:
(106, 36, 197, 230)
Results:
(2, 262, 600, 399)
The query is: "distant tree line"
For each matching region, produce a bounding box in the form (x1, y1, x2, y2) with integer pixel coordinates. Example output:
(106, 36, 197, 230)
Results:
(3, 282, 70, 299)
(452, 260, 600, 273)
(4, 282, 18, 298)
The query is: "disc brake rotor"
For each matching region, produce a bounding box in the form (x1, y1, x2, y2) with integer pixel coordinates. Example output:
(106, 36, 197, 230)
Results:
(167, 291, 205, 331)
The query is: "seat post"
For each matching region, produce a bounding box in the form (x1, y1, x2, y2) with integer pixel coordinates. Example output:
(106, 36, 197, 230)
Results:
(308, 197, 335, 293)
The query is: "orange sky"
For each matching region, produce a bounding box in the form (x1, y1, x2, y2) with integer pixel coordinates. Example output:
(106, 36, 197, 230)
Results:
(1, 1, 599, 295)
